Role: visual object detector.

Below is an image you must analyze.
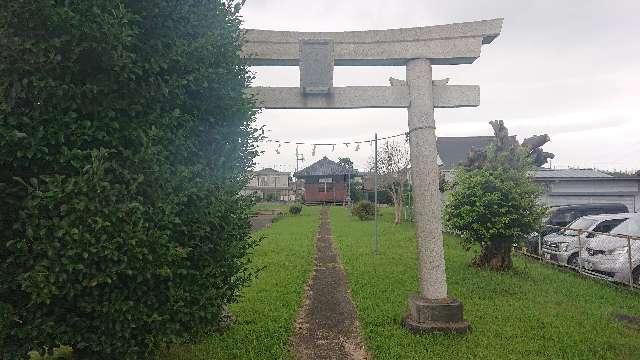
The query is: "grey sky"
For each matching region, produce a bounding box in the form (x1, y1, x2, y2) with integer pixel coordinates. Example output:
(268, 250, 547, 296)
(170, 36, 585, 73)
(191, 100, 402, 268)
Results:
(240, 0, 640, 173)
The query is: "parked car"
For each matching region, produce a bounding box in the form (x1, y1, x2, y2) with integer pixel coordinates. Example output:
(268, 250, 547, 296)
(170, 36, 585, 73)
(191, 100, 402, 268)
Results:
(579, 214, 640, 285)
(546, 203, 629, 228)
(541, 213, 632, 267)
(524, 203, 629, 254)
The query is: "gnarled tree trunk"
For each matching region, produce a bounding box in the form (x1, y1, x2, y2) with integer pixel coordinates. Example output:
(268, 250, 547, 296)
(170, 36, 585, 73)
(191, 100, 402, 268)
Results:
(394, 199, 402, 224)
(473, 240, 513, 270)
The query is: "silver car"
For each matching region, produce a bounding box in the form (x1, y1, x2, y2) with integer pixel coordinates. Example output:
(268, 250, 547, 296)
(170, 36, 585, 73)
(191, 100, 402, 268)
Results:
(541, 213, 631, 267)
(579, 214, 640, 285)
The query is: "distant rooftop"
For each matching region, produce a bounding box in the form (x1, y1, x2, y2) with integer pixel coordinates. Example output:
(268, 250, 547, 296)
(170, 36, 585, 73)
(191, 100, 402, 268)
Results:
(254, 167, 290, 175)
(437, 136, 495, 170)
(531, 168, 612, 179)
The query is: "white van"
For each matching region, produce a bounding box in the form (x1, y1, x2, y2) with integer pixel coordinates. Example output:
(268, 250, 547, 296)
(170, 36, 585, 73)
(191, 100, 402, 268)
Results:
(579, 214, 640, 285)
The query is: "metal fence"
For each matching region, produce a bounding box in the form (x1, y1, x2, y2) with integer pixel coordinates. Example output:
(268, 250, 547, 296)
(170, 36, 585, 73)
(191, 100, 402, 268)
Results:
(520, 224, 639, 290)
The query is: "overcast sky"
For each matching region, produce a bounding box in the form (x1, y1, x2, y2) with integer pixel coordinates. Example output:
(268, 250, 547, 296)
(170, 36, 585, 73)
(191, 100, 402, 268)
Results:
(240, 0, 640, 173)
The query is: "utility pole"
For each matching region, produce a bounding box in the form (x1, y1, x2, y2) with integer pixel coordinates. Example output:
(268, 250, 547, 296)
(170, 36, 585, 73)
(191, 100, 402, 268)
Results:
(374, 133, 379, 254)
(295, 145, 304, 201)
(347, 171, 351, 206)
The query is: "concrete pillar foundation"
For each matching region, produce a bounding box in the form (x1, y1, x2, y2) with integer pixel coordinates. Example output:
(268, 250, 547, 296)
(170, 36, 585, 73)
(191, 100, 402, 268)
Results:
(403, 295, 469, 334)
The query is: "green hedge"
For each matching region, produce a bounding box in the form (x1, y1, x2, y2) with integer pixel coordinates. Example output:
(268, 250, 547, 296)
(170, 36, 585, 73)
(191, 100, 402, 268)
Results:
(0, 1, 258, 358)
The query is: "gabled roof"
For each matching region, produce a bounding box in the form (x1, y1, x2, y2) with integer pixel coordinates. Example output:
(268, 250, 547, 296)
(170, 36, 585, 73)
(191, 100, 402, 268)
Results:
(294, 156, 355, 177)
(436, 136, 494, 170)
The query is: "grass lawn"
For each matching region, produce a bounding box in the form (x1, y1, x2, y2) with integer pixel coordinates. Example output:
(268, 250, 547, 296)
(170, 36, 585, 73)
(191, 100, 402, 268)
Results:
(252, 202, 289, 212)
(160, 206, 319, 359)
(330, 207, 640, 360)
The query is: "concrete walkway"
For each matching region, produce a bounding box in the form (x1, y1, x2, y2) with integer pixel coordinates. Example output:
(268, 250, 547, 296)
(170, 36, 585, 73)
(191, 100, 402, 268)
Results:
(292, 207, 368, 360)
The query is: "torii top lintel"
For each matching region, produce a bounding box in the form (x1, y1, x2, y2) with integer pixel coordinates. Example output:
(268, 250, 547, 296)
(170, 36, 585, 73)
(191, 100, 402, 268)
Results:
(243, 18, 502, 109)
(242, 18, 503, 66)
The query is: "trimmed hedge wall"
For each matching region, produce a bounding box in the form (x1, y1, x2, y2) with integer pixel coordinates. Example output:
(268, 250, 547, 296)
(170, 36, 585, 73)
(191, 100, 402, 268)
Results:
(0, 0, 258, 358)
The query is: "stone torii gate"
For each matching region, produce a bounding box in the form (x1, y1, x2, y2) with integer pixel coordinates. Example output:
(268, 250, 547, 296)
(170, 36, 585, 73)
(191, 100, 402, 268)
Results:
(243, 18, 503, 333)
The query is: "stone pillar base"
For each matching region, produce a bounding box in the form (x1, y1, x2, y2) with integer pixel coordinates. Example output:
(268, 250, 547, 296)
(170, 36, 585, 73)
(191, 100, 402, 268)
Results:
(402, 295, 470, 334)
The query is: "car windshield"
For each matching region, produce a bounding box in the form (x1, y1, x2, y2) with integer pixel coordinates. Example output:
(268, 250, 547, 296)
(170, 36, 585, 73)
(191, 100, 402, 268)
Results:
(609, 217, 640, 237)
(561, 217, 597, 236)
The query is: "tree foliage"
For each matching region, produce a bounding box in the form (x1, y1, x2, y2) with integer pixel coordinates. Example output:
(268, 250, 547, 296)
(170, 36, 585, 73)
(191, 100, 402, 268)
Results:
(443, 122, 547, 270)
(337, 157, 354, 170)
(0, 0, 258, 358)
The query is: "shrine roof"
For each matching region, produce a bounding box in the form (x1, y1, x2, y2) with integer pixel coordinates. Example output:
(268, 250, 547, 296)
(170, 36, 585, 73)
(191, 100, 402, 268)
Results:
(294, 157, 355, 177)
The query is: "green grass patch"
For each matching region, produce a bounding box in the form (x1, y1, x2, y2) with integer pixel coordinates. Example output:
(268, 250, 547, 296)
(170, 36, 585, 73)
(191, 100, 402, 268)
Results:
(161, 206, 319, 359)
(251, 202, 289, 212)
(330, 207, 640, 360)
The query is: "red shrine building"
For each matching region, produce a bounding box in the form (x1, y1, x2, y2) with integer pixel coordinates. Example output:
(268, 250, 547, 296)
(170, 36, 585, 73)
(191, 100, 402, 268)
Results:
(294, 157, 355, 204)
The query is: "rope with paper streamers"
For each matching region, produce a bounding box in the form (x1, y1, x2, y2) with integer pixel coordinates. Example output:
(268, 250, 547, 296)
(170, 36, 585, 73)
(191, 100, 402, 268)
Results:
(260, 130, 409, 156)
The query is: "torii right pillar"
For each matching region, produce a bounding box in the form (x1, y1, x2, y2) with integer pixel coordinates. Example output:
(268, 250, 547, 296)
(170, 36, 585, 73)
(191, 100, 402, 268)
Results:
(403, 58, 469, 333)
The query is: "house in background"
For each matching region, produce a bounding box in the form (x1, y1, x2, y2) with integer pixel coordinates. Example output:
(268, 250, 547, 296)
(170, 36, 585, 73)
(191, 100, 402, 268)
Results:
(241, 168, 294, 201)
(294, 157, 355, 204)
(533, 168, 640, 212)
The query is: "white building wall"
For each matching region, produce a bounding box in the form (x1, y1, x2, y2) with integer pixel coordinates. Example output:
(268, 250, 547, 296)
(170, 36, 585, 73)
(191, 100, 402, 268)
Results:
(537, 179, 640, 212)
(242, 171, 293, 201)
(250, 173, 289, 188)
(547, 179, 637, 193)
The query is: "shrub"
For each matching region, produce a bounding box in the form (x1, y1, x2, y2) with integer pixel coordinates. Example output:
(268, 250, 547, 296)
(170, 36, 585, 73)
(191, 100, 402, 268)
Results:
(0, 0, 259, 358)
(289, 204, 303, 215)
(444, 144, 546, 270)
(352, 201, 376, 221)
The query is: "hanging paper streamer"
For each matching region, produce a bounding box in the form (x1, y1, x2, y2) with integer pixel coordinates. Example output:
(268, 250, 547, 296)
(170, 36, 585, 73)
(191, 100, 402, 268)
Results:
(257, 130, 409, 162)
